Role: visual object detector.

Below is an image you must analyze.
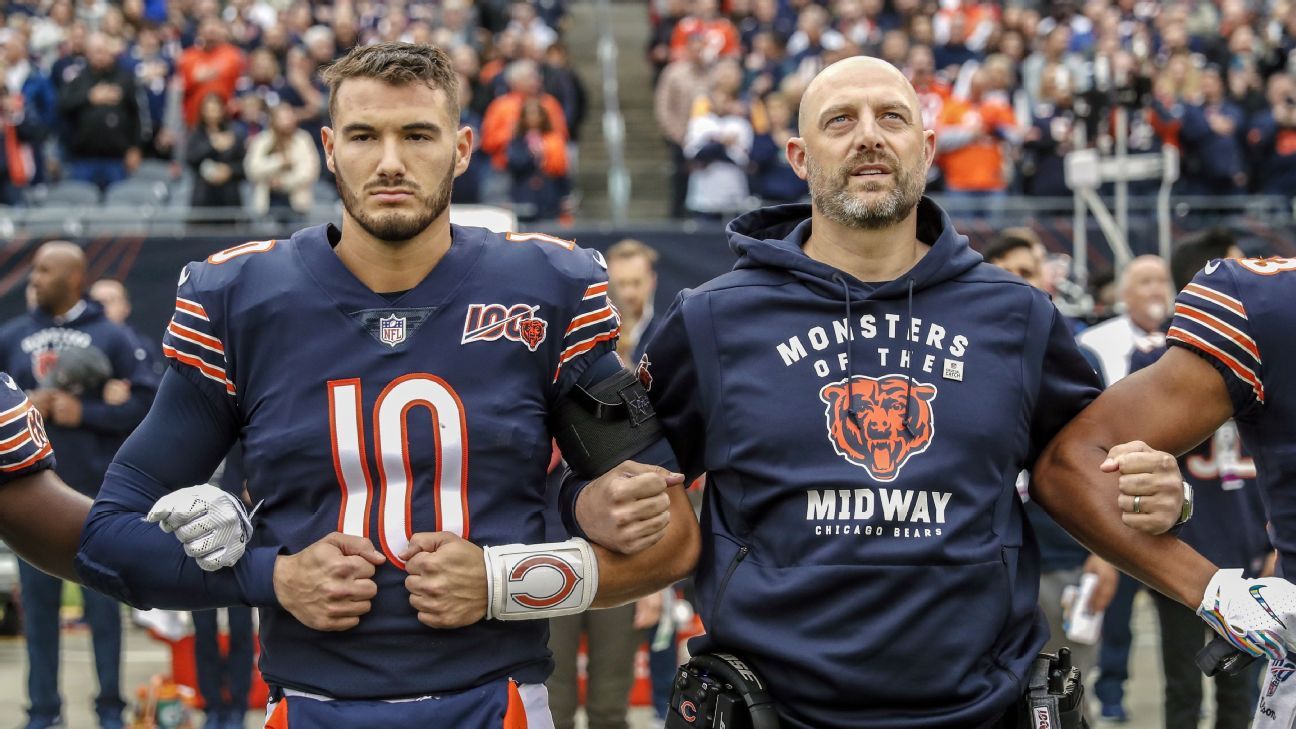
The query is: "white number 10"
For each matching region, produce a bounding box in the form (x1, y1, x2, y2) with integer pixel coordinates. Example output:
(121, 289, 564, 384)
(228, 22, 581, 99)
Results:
(327, 374, 469, 569)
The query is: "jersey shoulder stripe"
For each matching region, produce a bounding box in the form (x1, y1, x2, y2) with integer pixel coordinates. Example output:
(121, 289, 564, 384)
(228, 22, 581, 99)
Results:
(0, 378, 54, 483)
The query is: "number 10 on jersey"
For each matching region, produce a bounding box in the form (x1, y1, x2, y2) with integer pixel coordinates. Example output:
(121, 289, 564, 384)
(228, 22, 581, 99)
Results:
(328, 374, 469, 569)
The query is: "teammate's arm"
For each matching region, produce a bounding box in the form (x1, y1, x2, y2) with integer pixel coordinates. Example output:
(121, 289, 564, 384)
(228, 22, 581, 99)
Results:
(75, 368, 281, 609)
(1032, 345, 1232, 608)
(0, 469, 91, 581)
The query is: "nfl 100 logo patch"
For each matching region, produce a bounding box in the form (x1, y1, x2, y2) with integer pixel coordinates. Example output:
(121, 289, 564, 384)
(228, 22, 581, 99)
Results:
(461, 304, 549, 352)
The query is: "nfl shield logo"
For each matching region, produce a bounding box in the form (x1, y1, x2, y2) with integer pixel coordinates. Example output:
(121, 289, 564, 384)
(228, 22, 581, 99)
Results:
(379, 314, 407, 347)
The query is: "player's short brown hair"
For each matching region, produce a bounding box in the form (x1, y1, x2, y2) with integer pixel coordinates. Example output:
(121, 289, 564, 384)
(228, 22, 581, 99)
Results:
(321, 42, 459, 123)
(606, 239, 660, 266)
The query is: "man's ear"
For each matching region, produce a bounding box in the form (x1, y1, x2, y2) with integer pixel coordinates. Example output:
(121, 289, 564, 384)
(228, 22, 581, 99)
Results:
(787, 136, 808, 180)
(322, 126, 336, 174)
(454, 126, 473, 178)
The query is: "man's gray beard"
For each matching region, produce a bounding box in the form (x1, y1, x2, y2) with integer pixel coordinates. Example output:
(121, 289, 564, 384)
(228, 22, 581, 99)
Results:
(807, 155, 924, 230)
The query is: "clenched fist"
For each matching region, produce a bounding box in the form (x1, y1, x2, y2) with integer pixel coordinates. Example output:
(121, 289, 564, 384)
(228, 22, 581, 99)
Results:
(273, 533, 385, 631)
(402, 532, 489, 629)
(575, 461, 684, 554)
(1102, 441, 1187, 535)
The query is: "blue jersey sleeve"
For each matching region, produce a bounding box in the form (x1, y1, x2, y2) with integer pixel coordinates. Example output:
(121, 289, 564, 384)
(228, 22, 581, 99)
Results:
(1167, 261, 1264, 418)
(161, 263, 237, 403)
(551, 249, 621, 395)
(75, 368, 279, 610)
(0, 374, 54, 485)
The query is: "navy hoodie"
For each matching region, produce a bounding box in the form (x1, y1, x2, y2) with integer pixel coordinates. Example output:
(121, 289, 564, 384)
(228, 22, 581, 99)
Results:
(0, 300, 156, 495)
(642, 199, 1101, 728)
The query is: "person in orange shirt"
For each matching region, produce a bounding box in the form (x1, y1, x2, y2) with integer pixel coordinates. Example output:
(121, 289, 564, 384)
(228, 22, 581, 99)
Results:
(936, 68, 1019, 217)
(481, 59, 568, 169)
(176, 18, 246, 128)
(506, 98, 569, 222)
(669, 0, 740, 62)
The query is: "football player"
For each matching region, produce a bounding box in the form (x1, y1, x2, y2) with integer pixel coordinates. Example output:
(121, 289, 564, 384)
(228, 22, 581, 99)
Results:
(76, 43, 696, 727)
(1034, 255, 1296, 728)
(0, 372, 90, 582)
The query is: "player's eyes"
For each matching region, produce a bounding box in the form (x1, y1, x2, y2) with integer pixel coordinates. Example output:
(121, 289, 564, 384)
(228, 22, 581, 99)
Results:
(350, 134, 373, 142)
(882, 112, 906, 121)
(407, 134, 431, 142)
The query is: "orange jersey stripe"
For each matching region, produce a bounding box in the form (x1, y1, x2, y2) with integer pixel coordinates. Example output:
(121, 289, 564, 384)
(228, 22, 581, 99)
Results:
(1168, 327, 1264, 402)
(565, 305, 616, 335)
(552, 329, 620, 382)
(168, 320, 225, 354)
(0, 441, 51, 472)
(0, 429, 32, 454)
(582, 282, 608, 300)
(503, 680, 529, 729)
(163, 344, 235, 395)
(1183, 283, 1245, 318)
(1174, 305, 1260, 360)
(0, 400, 29, 428)
(175, 297, 209, 320)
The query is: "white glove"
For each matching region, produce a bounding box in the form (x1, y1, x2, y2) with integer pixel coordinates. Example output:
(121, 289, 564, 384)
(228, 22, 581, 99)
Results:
(146, 484, 255, 572)
(1197, 568, 1296, 661)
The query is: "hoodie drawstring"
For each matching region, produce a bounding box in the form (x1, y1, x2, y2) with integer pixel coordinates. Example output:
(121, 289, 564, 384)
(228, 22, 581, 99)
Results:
(832, 273, 865, 430)
(834, 274, 918, 436)
(903, 277, 917, 437)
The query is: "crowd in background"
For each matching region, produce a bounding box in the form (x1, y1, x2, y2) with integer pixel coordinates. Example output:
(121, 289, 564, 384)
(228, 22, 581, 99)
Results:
(652, 0, 1296, 218)
(0, 0, 586, 222)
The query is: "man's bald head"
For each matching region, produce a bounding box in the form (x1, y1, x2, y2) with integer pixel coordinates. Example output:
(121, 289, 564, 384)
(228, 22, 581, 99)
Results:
(1120, 254, 1173, 331)
(30, 241, 87, 315)
(799, 56, 921, 134)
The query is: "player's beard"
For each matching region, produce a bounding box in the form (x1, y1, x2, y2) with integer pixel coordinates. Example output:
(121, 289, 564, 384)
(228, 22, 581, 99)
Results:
(335, 162, 455, 244)
(806, 150, 925, 230)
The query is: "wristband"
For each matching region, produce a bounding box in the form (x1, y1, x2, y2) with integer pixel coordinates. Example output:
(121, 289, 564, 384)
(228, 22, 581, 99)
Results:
(483, 538, 598, 620)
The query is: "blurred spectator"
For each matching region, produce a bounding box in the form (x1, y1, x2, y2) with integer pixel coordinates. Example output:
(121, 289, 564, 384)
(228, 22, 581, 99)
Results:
(58, 32, 142, 193)
(1022, 64, 1079, 197)
(670, 0, 741, 63)
(236, 47, 300, 112)
(121, 27, 176, 163)
(933, 11, 979, 71)
(1179, 65, 1248, 195)
(749, 90, 807, 205)
(3, 29, 56, 184)
(649, 0, 689, 83)
(177, 17, 245, 129)
(683, 60, 752, 218)
(0, 85, 40, 205)
(481, 59, 568, 169)
(506, 2, 558, 53)
(506, 98, 568, 222)
(878, 29, 911, 68)
(245, 104, 318, 222)
(786, 4, 846, 65)
(187, 92, 246, 216)
(656, 32, 712, 218)
(452, 73, 487, 205)
(89, 277, 162, 381)
(440, 0, 482, 52)
(1247, 71, 1296, 196)
(541, 42, 587, 143)
(739, 0, 794, 52)
(905, 44, 951, 131)
(1022, 24, 1086, 108)
(936, 68, 1019, 209)
(607, 238, 662, 361)
(49, 22, 87, 93)
(742, 31, 786, 101)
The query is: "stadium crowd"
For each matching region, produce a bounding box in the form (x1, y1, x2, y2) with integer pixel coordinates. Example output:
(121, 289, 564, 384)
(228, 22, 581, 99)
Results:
(652, 0, 1296, 217)
(0, 0, 585, 222)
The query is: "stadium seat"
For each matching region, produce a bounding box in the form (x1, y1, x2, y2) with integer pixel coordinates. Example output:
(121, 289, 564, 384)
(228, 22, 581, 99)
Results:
(104, 179, 170, 208)
(132, 159, 176, 182)
(35, 180, 101, 207)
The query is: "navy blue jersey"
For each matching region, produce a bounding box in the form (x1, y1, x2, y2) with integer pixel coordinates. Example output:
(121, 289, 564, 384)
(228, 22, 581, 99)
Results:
(96, 224, 620, 699)
(1167, 258, 1296, 567)
(1130, 334, 1270, 573)
(0, 373, 55, 484)
(642, 199, 1100, 728)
